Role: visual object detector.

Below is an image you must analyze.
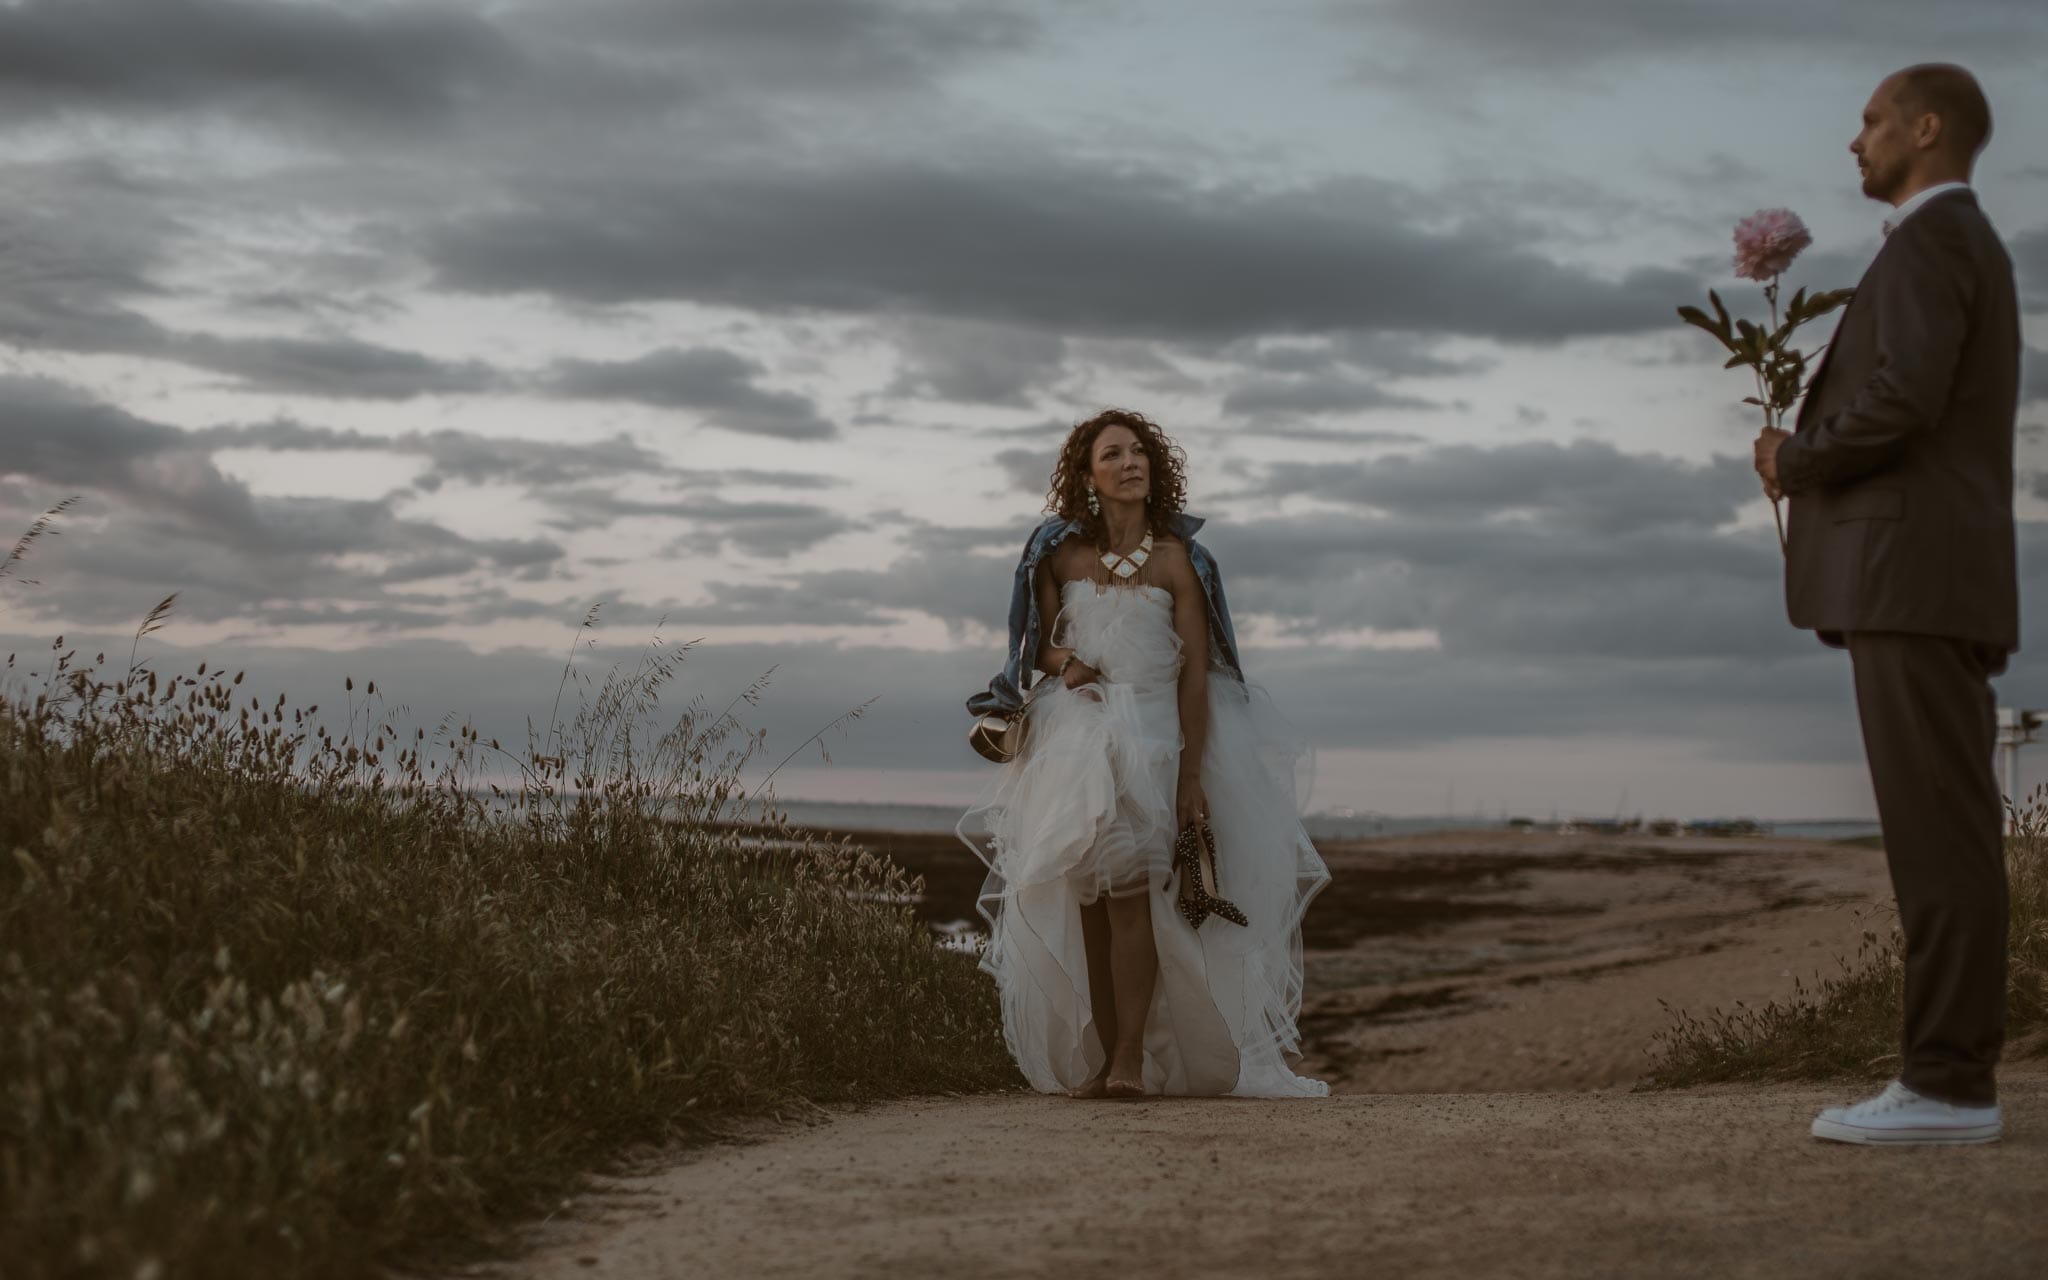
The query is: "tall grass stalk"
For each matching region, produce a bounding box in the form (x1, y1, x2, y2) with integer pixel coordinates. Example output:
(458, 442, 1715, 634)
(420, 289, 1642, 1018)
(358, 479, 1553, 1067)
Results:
(1, 497, 79, 587)
(1646, 795, 2048, 1088)
(1, 614, 1015, 1278)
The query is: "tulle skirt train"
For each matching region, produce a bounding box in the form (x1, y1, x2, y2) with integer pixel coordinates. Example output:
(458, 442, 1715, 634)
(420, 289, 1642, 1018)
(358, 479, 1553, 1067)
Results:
(957, 664, 1330, 1098)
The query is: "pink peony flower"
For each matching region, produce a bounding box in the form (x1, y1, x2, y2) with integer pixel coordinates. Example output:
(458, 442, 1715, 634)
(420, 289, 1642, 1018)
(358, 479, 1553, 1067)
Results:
(1732, 207, 1813, 282)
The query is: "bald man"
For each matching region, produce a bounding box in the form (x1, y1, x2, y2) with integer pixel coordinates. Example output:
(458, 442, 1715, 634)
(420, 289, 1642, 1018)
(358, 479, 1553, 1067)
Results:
(1754, 64, 2019, 1146)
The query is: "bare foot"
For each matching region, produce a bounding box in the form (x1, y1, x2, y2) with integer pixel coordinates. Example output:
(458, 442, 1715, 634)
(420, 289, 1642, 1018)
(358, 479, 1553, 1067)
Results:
(1105, 1054, 1146, 1099)
(1068, 1069, 1111, 1100)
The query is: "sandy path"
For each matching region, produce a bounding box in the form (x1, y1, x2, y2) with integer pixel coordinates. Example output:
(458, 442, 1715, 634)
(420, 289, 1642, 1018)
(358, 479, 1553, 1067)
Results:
(1299, 835, 1895, 1092)
(504, 1075, 2047, 1279)
(485, 835, 2043, 1278)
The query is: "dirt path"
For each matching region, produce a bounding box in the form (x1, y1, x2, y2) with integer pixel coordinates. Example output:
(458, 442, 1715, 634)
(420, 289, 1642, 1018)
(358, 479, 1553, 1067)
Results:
(502, 1075, 2047, 1279)
(1298, 833, 1894, 1092)
(487, 835, 2044, 1278)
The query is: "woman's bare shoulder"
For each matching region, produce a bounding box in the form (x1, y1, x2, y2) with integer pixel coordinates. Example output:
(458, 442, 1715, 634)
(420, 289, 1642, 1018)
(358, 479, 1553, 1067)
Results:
(1148, 536, 1200, 590)
(1150, 535, 1195, 568)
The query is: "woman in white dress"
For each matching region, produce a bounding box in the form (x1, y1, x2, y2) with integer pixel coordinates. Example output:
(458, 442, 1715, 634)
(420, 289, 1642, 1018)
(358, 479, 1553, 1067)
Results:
(960, 409, 1330, 1099)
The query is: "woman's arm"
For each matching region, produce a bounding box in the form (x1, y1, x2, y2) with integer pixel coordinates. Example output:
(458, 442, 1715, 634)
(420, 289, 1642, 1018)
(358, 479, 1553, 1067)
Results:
(1161, 544, 1210, 828)
(1033, 553, 1099, 689)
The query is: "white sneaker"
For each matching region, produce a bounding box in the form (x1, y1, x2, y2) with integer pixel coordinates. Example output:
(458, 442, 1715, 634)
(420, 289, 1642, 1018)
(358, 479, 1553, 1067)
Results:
(1810, 1080, 2002, 1146)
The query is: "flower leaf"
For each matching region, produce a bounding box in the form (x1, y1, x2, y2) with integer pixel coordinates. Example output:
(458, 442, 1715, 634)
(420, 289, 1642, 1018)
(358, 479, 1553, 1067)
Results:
(1677, 305, 1739, 351)
(1708, 289, 1733, 338)
(1804, 287, 1856, 318)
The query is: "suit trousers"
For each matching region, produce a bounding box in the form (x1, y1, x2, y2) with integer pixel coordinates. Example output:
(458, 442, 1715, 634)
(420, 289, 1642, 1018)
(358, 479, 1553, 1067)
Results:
(1847, 631, 2009, 1105)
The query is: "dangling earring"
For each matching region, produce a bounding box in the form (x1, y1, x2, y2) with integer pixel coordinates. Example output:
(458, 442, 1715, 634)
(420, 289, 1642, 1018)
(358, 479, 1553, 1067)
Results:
(1086, 486, 1100, 516)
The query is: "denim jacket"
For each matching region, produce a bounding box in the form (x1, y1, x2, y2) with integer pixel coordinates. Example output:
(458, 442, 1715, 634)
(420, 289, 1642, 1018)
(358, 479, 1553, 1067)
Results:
(966, 513, 1244, 717)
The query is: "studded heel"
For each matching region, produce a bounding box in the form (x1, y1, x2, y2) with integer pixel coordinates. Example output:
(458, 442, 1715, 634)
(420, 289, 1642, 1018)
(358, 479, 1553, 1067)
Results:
(1170, 819, 1249, 929)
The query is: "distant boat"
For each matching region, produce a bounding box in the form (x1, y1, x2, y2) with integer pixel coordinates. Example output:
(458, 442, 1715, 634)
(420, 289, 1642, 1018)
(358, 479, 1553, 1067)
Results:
(1560, 818, 1641, 836)
(1685, 818, 1771, 838)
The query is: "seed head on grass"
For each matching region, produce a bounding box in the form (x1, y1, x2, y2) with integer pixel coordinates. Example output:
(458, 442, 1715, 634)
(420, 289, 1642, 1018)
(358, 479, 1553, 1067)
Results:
(1646, 806, 2048, 1088)
(1, 602, 1015, 1280)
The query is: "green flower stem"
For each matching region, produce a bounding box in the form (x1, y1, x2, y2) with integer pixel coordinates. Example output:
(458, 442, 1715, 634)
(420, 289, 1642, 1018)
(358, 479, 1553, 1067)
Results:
(1757, 274, 1788, 557)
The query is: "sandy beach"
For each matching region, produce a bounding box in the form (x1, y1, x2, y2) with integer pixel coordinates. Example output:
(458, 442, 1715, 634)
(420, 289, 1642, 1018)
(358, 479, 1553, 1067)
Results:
(843, 824, 1898, 1094)
(1296, 830, 1894, 1093)
(486, 829, 2048, 1279)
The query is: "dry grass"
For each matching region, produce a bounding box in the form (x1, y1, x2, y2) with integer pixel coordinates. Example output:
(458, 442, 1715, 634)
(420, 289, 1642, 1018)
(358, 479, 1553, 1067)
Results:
(1646, 796, 2048, 1088)
(1, 611, 1015, 1278)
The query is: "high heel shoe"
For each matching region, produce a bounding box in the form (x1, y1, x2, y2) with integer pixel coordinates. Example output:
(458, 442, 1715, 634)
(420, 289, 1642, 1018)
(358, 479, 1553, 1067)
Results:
(1169, 818, 1248, 929)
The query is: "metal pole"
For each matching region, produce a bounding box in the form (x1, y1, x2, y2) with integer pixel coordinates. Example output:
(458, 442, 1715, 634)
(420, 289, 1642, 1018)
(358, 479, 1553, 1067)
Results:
(1997, 707, 2045, 834)
(2001, 706, 2021, 811)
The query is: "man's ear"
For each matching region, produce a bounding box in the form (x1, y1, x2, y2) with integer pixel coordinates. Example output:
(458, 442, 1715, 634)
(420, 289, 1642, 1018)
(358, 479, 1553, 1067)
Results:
(1912, 110, 1944, 151)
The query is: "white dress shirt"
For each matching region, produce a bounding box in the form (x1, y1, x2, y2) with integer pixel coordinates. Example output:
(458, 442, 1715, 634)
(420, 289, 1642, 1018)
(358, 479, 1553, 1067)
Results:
(1882, 181, 1971, 237)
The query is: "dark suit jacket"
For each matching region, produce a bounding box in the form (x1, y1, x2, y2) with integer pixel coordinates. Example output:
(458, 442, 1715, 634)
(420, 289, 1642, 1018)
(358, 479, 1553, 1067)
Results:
(1776, 189, 2020, 655)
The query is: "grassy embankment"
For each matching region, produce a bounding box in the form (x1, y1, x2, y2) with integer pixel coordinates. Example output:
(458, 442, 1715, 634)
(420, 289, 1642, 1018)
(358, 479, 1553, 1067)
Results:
(1, 542, 1016, 1277)
(1649, 807, 2048, 1087)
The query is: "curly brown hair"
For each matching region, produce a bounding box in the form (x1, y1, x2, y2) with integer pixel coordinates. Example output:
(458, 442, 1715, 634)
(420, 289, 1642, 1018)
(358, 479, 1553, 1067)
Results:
(1046, 408, 1188, 548)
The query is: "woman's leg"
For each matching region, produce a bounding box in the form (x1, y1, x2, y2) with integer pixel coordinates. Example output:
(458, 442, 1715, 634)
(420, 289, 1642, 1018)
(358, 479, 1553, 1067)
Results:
(1069, 899, 1118, 1098)
(1104, 889, 1158, 1096)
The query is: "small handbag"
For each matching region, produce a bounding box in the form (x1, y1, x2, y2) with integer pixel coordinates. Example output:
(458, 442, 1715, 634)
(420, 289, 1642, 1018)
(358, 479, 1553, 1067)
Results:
(969, 659, 1069, 764)
(969, 706, 1027, 764)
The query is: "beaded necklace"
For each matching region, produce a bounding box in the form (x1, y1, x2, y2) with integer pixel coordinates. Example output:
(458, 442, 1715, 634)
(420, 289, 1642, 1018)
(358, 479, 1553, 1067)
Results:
(1099, 532, 1153, 582)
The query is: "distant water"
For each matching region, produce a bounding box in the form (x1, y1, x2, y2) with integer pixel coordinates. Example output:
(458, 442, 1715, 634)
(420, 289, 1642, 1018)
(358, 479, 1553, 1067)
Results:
(773, 799, 1880, 844)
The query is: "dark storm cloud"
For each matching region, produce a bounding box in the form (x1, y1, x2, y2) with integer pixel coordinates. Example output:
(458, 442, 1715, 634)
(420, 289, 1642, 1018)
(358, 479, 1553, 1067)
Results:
(994, 448, 1051, 496)
(1225, 333, 1489, 381)
(0, 0, 524, 126)
(720, 439, 1781, 664)
(425, 163, 1698, 344)
(1198, 441, 1786, 662)
(192, 421, 670, 489)
(1221, 375, 1438, 417)
(0, 376, 871, 630)
(192, 420, 838, 497)
(0, 159, 175, 355)
(0, 160, 510, 400)
(883, 318, 1068, 406)
(532, 488, 857, 556)
(1212, 507, 1786, 662)
(1239, 425, 1428, 445)
(17, 519, 2048, 777)
(1220, 499, 2048, 684)
(668, 513, 859, 560)
(1348, 0, 2048, 71)
(0, 626, 1002, 777)
(0, 379, 567, 626)
(868, 513, 1041, 553)
(689, 543, 1019, 636)
(2013, 226, 2048, 309)
(661, 584, 894, 629)
(0, 0, 1039, 144)
(174, 333, 505, 399)
(565, 0, 1040, 91)
(0, 606, 2001, 780)
(0, 378, 254, 535)
(546, 348, 836, 440)
(667, 439, 1786, 665)
(1261, 439, 1751, 533)
(0, 495, 561, 630)
(0, 609, 1898, 781)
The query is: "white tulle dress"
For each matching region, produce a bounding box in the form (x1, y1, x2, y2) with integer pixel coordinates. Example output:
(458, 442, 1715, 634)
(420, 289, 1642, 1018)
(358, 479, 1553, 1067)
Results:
(958, 579, 1331, 1098)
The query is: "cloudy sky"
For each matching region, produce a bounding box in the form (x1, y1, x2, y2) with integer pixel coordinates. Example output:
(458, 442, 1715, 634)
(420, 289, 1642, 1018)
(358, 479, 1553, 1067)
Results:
(4, 0, 2047, 820)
